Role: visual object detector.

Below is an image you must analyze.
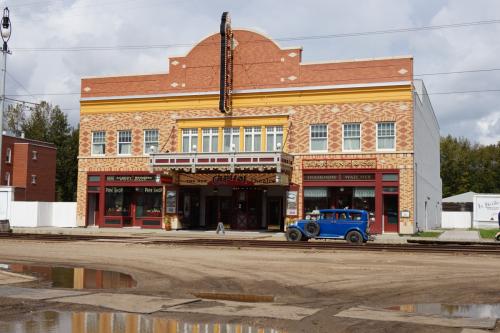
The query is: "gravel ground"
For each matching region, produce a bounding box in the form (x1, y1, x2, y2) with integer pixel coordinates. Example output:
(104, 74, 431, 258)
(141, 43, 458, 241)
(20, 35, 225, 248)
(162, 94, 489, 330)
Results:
(0, 238, 499, 332)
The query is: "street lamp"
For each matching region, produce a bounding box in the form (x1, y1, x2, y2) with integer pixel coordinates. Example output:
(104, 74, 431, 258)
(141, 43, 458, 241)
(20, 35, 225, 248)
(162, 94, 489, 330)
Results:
(0, 7, 11, 185)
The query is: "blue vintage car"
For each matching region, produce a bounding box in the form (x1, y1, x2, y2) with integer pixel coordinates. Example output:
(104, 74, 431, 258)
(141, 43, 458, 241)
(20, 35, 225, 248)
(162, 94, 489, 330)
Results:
(286, 209, 370, 244)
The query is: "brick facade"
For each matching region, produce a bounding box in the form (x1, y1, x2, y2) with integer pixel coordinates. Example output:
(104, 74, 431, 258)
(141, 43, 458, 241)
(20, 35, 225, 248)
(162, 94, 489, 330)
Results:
(2, 135, 57, 201)
(78, 29, 426, 234)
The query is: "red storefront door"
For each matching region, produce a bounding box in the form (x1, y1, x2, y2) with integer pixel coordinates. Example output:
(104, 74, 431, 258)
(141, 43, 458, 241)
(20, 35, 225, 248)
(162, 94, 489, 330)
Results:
(383, 195, 399, 233)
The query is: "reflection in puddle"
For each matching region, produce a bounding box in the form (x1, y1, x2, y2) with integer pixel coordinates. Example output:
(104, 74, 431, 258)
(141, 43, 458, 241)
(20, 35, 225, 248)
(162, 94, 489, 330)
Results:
(0, 311, 287, 333)
(0, 263, 136, 289)
(388, 303, 500, 319)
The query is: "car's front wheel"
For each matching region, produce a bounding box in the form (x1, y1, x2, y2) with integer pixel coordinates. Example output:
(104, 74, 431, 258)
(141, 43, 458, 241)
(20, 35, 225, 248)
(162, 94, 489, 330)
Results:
(286, 228, 303, 242)
(346, 230, 363, 244)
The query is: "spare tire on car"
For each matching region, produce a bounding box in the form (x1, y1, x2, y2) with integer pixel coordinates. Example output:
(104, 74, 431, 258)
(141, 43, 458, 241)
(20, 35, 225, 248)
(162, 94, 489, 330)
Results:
(286, 228, 304, 242)
(304, 221, 320, 237)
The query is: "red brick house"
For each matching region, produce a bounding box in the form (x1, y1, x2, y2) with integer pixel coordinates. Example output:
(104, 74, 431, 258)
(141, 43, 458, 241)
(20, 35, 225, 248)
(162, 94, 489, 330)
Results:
(1, 134, 57, 201)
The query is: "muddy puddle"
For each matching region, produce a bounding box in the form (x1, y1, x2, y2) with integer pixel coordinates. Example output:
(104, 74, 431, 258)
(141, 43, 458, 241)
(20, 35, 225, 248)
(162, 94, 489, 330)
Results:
(0, 263, 136, 289)
(193, 292, 274, 303)
(0, 311, 287, 333)
(388, 303, 500, 319)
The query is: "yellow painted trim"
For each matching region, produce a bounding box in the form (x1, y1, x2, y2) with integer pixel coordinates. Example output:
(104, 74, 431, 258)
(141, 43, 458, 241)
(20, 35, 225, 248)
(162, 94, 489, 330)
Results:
(261, 125, 266, 152)
(217, 127, 223, 152)
(177, 129, 182, 153)
(197, 128, 202, 152)
(239, 127, 244, 151)
(80, 85, 413, 114)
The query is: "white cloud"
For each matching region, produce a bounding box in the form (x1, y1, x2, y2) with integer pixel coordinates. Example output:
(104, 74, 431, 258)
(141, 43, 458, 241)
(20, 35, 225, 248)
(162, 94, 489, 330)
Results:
(3, 0, 500, 144)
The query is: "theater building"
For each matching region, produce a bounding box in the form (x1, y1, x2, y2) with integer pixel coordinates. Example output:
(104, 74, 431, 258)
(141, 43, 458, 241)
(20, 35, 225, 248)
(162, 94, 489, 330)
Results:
(77, 27, 441, 234)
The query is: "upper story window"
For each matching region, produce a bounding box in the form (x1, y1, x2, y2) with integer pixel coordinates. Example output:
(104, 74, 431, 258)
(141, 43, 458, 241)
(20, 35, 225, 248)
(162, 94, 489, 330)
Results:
(202, 128, 219, 153)
(310, 124, 327, 152)
(5, 147, 11, 163)
(117, 130, 132, 155)
(182, 128, 198, 152)
(223, 128, 240, 152)
(244, 127, 261, 152)
(144, 129, 159, 154)
(91, 131, 106, 155)
(31, 174, 37, 185)
(377, 122, 396, 151)
(266, 126, 283, 151)
(32, 150, 38, 160)
(4, 172, 10, 186)
(343, 123, 361, 151)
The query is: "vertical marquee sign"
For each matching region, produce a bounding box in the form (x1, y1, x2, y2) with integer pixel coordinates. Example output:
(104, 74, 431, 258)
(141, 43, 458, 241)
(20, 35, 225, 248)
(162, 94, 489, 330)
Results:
(219, 11, 233, 114)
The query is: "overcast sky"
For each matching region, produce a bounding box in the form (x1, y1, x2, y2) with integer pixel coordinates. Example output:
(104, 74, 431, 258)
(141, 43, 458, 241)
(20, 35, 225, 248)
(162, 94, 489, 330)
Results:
(3, 0, 500, 145)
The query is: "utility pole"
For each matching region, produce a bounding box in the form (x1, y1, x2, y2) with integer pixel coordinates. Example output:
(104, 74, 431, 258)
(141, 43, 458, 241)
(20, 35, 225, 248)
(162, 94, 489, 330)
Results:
(0, 7, 11, 185)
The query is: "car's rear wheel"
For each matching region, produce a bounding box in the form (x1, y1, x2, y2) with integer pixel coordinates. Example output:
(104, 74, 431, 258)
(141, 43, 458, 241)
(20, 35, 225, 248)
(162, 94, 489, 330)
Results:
(346, 230, 363, 244)
(286, 228, 303, 242)
(304, 221, 320, 237)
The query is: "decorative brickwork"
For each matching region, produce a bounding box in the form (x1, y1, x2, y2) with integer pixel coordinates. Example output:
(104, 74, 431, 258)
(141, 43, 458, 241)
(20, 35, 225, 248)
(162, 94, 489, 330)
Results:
(78, 28, 421, 233)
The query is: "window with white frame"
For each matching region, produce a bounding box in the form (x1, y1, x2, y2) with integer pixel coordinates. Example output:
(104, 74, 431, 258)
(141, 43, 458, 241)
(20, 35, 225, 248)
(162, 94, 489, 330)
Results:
(223, 127, 240, 152)
(343, 123, 361, 151)
(266, 126, 283, 151)
(117, 130, 132, 155)
(31, 174, 37, 185)
(5, 147, 11, 163)
(377, 122, 396, 150)
(310, 124, 327, 152)
(32, 150, 38, 160)
(4, 172, 10, 186)
(144, 129, 159, 154)
(244, 127, 261, 152)
(91, 131, 106, 155)
(182, 128, 198, 152)
(202, 128, 219, 152)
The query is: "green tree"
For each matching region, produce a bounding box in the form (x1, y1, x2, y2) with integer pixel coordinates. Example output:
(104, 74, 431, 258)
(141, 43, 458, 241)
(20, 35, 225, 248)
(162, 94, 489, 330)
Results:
(441, 135, 500, 197)
(7, 101, 79, 201)
(4, 103, 26, 137)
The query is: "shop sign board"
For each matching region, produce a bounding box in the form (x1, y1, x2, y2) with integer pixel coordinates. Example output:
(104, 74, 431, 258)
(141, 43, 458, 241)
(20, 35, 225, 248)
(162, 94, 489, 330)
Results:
(303, 159, 376, 170)
(304, 174, 375, 181)
(179, 173, 289, 186)
(474, 195, 500, 222)
(105, 174, 172, 184)
(286, 191, 298, 216)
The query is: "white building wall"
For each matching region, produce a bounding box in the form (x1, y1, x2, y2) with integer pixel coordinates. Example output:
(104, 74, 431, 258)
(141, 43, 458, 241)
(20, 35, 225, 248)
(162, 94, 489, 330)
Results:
(413, 80, 442, 231)
(442, 211, 472, 229)
(473, 194, 500, 228)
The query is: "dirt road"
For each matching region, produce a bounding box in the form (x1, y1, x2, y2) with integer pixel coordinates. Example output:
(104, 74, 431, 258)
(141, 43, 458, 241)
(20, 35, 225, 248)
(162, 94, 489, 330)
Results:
(0, 239, 499, 332)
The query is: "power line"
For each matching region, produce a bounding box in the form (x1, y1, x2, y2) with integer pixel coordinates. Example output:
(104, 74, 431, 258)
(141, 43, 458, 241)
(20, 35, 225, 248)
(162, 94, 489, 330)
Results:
(5, 70, 35, 98)
(11, 18, 500, 52)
